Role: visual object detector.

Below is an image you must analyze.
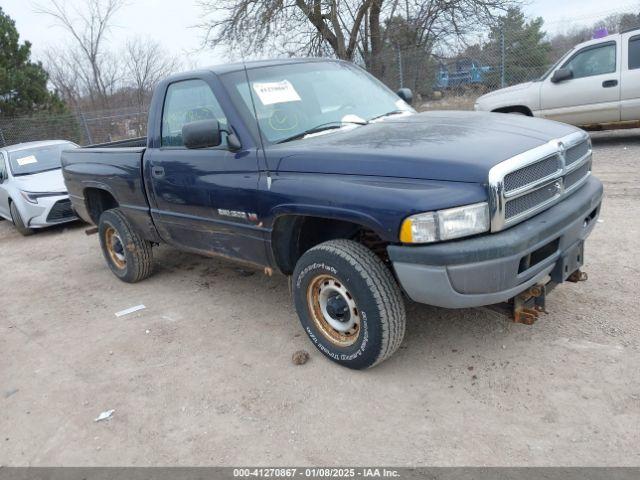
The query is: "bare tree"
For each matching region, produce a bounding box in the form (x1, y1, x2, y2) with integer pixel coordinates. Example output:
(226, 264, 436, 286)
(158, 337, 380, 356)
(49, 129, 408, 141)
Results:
(197, 0, 372, 61)
(36, 0, 126, 107)
(44, 49, 85, 108)
(197, 0, 519, 78)
(123, 38, 181, 110)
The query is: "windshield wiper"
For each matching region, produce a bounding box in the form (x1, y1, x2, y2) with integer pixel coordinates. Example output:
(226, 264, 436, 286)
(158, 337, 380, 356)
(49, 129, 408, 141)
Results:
(276, 120, 365, 144)
(368, 110, 407, 122)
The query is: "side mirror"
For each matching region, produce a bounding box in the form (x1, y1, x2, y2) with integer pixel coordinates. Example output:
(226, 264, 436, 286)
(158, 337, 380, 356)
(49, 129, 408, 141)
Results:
(183, 119, 222, 149)
(396, 88, 413, 105)
(551, 68, 573, 83)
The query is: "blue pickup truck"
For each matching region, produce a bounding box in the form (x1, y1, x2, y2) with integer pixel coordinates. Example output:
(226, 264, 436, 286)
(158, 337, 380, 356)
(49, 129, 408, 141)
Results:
(62, 58, 603, 369)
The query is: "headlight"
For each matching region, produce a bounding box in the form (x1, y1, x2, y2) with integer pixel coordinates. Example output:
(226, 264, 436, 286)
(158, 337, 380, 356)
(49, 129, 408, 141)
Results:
(20, 191, 66, 204)
(400, 202, 490, 244)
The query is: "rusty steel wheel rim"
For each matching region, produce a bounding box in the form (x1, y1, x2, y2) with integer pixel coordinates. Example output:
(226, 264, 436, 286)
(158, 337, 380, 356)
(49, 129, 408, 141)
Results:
(105, 226, 126, 269)
(307, 274, 361, 347)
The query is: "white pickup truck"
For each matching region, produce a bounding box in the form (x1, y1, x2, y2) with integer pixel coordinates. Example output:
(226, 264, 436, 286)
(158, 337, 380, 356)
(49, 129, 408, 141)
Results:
(475, 28, 640, 130)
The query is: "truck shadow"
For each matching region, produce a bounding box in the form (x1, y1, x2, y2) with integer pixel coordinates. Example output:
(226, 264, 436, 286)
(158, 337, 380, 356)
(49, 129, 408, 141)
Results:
(151, 245, 516, 372)
(589, 128, 640, 147)
(0, 218, 86, 240)
(34, 220, 87, 237)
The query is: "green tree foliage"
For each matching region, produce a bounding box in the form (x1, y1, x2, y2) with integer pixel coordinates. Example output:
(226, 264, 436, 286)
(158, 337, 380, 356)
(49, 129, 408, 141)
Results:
(0, 6, 64, 117)
(483, 7, 551, 88)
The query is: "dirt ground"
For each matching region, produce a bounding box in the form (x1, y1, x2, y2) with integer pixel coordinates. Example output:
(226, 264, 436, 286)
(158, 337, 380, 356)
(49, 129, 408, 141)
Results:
(420, 93, 478, 111)
(1, 129, 639, 467)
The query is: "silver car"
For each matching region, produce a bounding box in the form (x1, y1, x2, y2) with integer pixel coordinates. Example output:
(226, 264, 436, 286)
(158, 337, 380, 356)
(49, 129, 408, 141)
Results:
(0, 140, 79, 236)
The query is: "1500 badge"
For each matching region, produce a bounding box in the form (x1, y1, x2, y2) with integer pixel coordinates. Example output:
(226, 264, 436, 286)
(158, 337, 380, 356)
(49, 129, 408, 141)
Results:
(218, 209, 258, 222)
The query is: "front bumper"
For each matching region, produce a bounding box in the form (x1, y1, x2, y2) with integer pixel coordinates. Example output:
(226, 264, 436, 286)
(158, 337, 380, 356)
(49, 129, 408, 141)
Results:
(20, 195, 78, 228)
(388, 176, 603, 308)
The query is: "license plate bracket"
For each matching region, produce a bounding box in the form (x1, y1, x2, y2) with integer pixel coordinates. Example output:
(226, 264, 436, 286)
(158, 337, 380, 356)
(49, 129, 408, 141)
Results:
(551, 241, 584, 283)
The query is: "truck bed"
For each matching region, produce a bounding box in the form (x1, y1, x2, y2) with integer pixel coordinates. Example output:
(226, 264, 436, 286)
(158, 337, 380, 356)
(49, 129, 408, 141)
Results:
(84, 137, 147, 149)
(61, 144, 159, 240)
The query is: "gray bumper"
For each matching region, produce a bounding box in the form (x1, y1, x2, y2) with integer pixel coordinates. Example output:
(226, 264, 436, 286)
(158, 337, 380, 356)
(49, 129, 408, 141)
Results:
(388, 176, 603, 308)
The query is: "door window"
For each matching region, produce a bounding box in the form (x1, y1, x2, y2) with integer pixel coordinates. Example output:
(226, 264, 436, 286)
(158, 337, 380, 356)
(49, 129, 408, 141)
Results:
(161, 79, 228, 147)
(562, 43, 616, 79)
(630, 36, 640, 70)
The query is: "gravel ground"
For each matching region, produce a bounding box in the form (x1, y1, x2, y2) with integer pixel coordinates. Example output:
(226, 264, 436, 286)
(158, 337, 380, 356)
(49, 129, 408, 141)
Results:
(1, 129, 639, 466)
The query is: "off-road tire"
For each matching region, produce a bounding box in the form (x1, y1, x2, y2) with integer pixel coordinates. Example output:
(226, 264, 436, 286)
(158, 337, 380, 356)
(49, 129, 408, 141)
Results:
(10, 201, 34, 236)
(292, 239, 406, 369)
(98, 208, 153, 283)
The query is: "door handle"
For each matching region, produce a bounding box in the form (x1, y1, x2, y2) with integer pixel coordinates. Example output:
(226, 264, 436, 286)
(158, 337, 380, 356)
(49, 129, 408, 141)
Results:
(602, 79, 618, 88)
(151, 166, 165, 178)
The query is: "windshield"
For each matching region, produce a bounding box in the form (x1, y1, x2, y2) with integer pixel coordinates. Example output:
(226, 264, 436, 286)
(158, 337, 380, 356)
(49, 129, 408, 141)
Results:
(8, 143, 76, 176)
(221, 61, 415, 144)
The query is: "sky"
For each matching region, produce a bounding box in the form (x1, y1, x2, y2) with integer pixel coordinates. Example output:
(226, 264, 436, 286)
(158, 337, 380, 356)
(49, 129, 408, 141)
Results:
(2, 0, 639, 69)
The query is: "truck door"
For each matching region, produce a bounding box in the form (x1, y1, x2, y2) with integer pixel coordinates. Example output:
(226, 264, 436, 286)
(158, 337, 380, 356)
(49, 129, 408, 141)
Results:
(144, 77, 267, 267)
(621, 32, 640, 122)
(539, 40, 621, 125)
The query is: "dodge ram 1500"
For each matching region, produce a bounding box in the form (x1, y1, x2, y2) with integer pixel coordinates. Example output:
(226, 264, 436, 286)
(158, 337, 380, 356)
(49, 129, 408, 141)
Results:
(62, 58, 603, 369)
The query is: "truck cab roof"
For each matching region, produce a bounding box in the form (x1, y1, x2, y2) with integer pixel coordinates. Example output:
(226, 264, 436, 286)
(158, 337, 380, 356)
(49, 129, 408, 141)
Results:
(165, 57, 340, 82)
(572, 27, 640, 51)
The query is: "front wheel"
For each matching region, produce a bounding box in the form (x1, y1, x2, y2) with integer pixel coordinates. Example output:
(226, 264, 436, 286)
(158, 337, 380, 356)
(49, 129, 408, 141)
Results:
(10, 201, 34, 236)
(98, 209, 153, 283)
(292, 239, 406, 369)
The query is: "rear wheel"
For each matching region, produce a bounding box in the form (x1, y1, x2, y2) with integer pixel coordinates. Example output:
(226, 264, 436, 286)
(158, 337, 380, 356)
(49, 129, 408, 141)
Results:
(98, 209, 153, 283)
(292, 239, 406, 369)
(10, 201, 34, 236)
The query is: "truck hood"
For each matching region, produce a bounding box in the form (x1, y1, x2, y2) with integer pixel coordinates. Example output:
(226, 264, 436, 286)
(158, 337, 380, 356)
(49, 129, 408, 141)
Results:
(11, 168, 67, 193)
(267, 111, 578, 183)
(477, 81, 536, 100)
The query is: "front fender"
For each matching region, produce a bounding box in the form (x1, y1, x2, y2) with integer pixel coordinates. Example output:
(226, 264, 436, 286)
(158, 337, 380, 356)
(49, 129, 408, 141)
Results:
(262, 173, 487, 242)
(270, 203, 385, 238)
(476, 83, 541, 113)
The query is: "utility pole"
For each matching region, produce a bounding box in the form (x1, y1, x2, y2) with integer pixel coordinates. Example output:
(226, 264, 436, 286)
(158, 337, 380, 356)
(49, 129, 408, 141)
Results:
(78, 111, 93, 145)
(397, 44, 404, 88)
(500, 25, 506, 88)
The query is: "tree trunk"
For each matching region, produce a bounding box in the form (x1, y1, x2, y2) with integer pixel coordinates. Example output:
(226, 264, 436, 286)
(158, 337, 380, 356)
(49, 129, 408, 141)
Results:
(369, 0, 384, 79)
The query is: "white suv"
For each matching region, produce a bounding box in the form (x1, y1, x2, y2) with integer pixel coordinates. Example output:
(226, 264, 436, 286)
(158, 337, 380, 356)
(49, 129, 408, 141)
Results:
(475, 28, 640, 129)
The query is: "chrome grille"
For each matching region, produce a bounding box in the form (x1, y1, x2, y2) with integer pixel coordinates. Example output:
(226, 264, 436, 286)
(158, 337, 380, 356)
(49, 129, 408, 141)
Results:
(505, 182, 561, 219)
(565, 160, 591, 190)
(503, 155, 560, 192)
(488, 132, 592, 231)
(566, 140, 590, 166)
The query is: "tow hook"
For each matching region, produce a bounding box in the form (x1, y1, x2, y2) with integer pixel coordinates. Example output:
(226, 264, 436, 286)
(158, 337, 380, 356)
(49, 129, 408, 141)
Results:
(512, 283, 547, 325)
(567, 269, 588, 283)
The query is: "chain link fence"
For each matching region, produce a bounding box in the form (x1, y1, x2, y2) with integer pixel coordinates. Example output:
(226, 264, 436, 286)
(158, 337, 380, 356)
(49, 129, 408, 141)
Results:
(0, 107, 147, 147)
(383, 7, 640, 109)
(1, 6, 639, 147)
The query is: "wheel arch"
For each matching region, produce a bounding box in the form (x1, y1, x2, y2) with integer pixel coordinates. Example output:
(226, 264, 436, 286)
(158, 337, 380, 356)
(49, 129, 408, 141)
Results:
(492, 105, 534, 116)
(84, 187, 119, 224)
(8, 196, 25, 220)
(270, 213, 390, 275)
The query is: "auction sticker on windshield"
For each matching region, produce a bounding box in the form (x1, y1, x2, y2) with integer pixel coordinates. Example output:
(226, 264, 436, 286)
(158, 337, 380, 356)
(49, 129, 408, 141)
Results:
(16, 155, 38, 166)
(253, 80, 301, 106)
